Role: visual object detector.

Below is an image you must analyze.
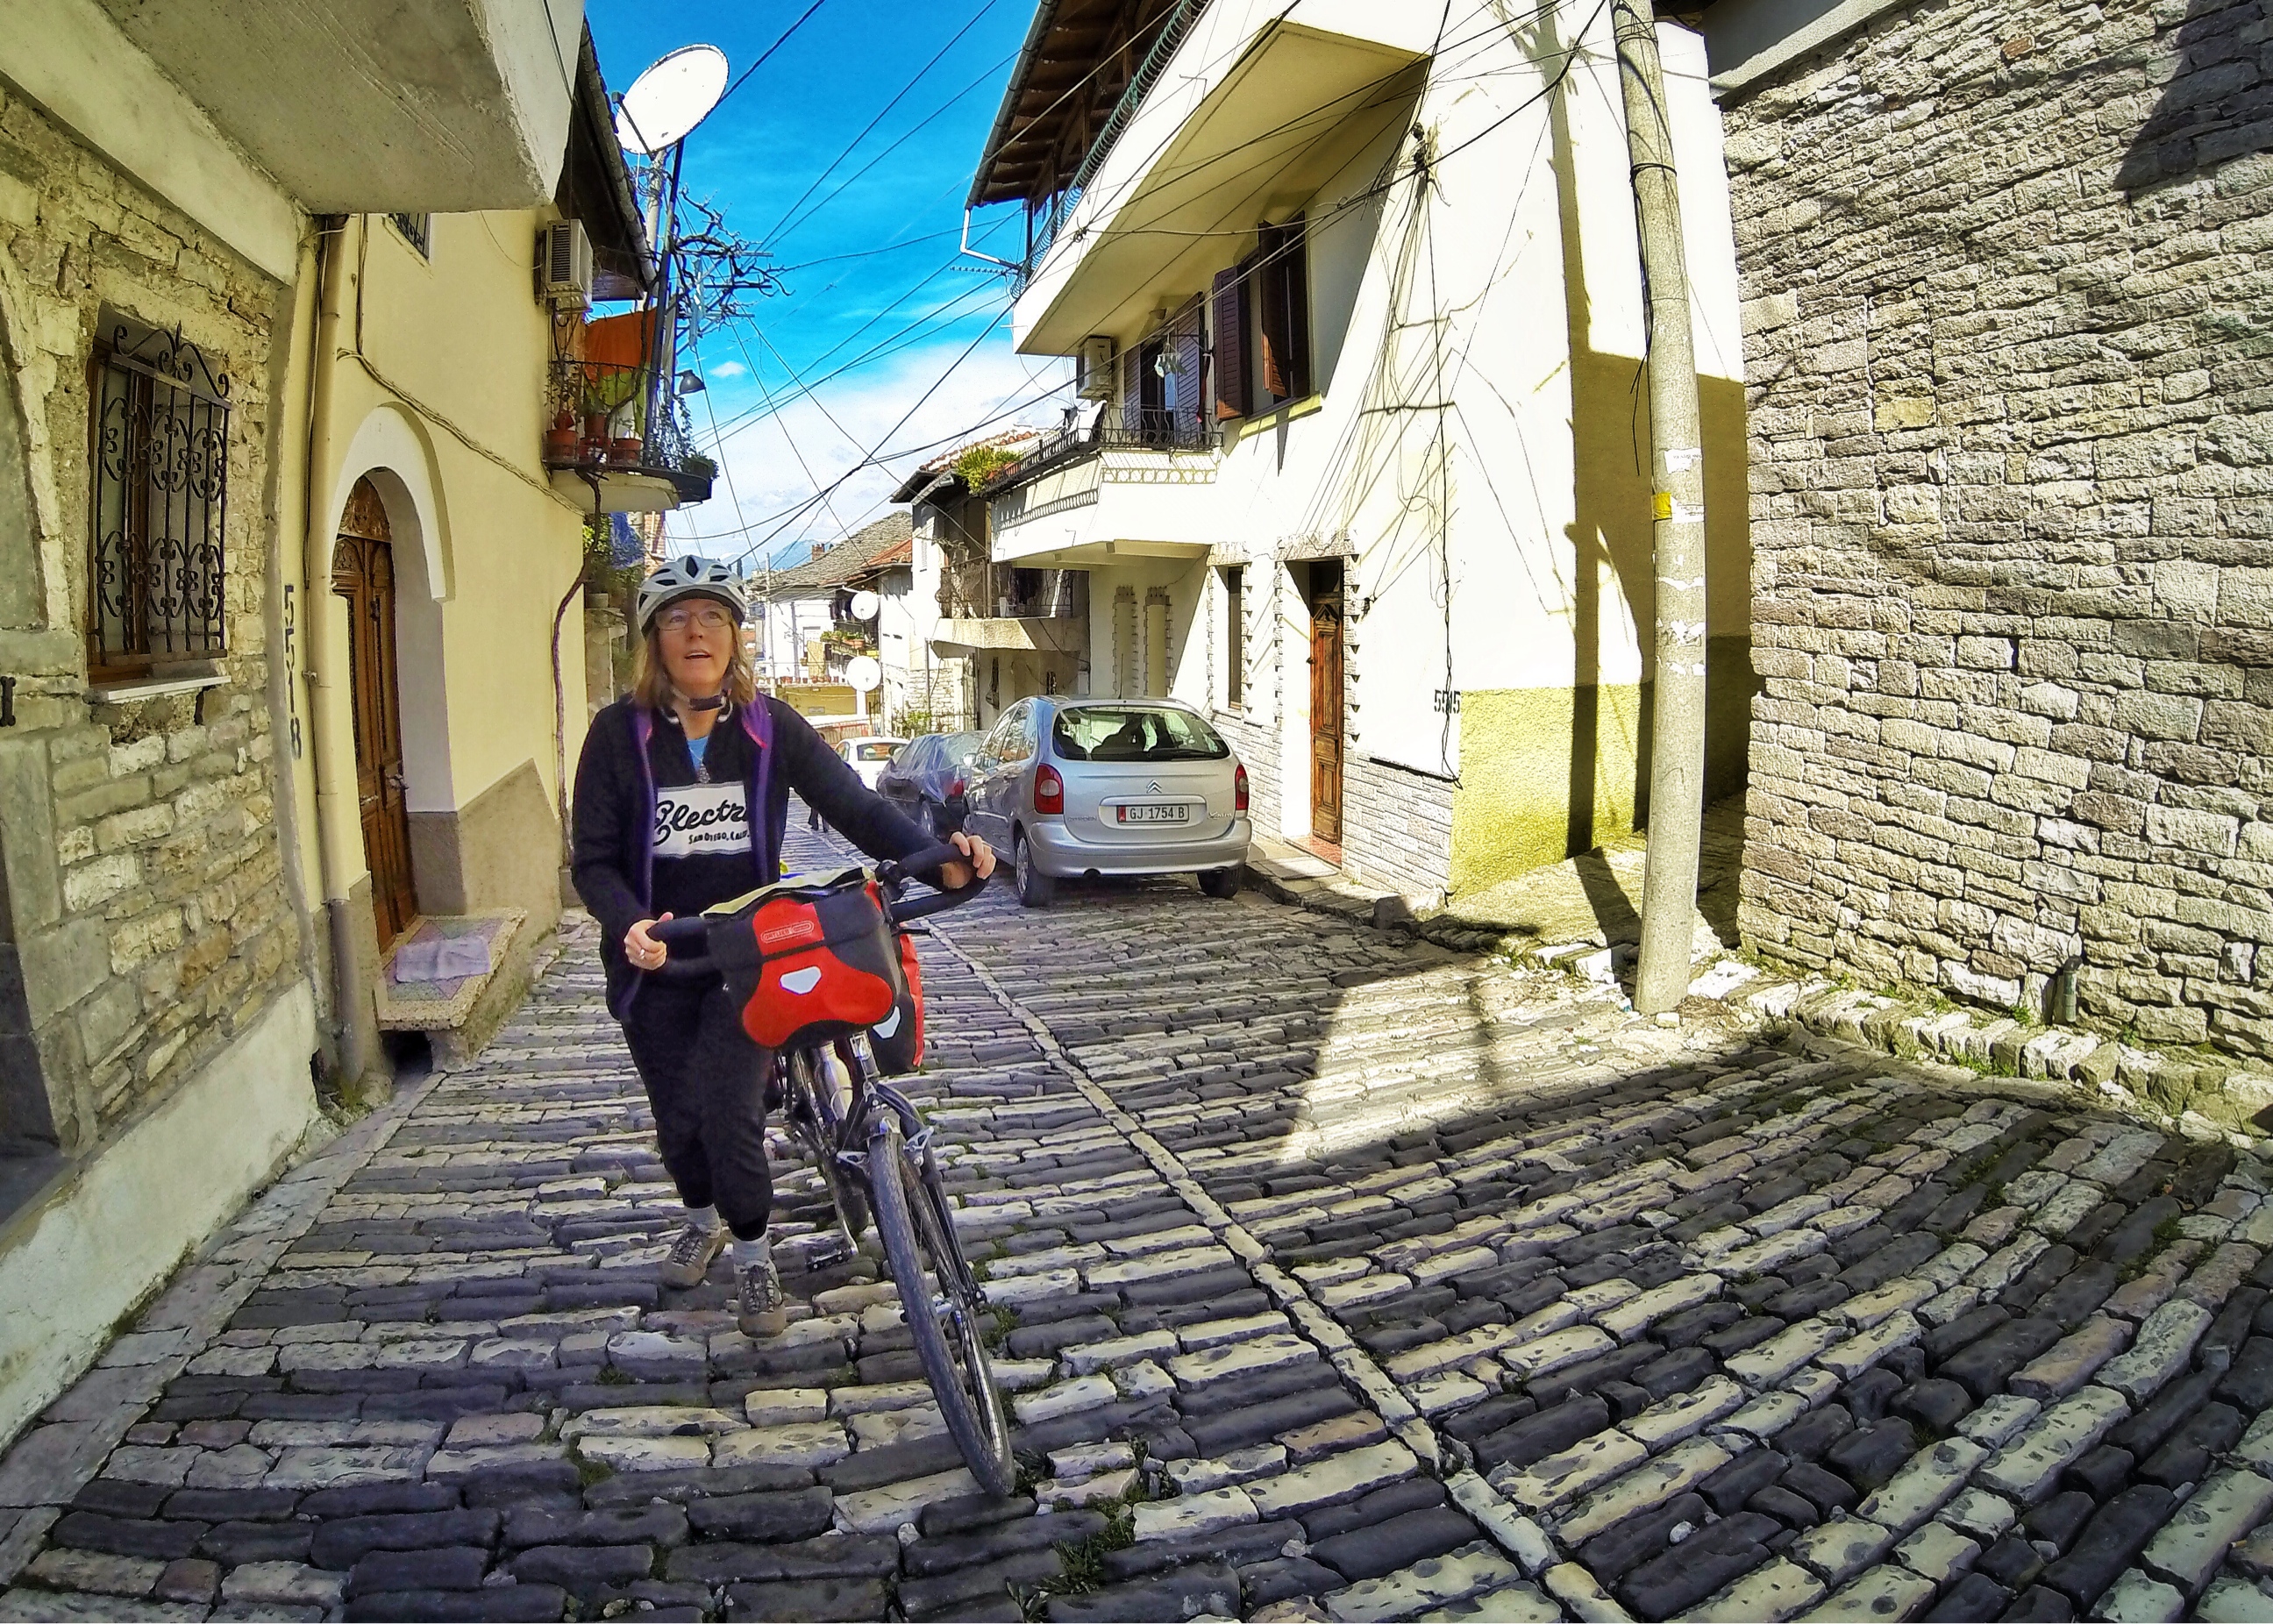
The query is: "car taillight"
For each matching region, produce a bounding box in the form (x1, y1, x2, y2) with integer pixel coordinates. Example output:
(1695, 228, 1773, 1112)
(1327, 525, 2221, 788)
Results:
(1234, 764, 1250, 813)
(948, 777, 964, 799)
(1035, 765, 1065, 815)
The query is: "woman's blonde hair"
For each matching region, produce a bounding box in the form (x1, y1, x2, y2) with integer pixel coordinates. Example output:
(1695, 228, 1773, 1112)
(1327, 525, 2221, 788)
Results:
(632, 616, 758, 710)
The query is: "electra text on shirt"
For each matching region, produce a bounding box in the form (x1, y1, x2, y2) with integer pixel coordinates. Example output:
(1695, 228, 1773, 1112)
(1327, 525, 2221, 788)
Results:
(652, 783, 752, 858)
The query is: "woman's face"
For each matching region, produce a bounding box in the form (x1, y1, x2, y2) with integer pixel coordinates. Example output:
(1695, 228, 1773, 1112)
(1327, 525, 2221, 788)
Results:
(656, 598, 737, 697)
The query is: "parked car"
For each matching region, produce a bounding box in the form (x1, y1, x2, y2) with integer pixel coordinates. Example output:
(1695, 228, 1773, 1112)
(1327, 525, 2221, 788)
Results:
(877, 730, 986, 837)
(961, 697, 1250, 907)
(836, 735, 906, 792)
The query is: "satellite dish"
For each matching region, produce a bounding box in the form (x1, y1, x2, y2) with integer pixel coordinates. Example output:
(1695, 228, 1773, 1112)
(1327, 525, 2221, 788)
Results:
(848, 589, 880, 622)
(845, 656, 881, 694)
(616, 45, 730, 155)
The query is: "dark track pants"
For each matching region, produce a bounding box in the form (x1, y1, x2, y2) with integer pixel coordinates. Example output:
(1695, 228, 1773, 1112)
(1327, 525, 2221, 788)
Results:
(619, 977, 773, 1240)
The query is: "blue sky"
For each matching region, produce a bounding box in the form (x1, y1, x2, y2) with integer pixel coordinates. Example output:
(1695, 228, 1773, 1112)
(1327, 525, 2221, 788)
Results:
(587, 1, 1069, 570)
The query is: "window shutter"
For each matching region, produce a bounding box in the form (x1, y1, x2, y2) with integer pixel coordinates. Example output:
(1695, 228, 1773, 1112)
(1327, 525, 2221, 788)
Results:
(1172, 297, 1206, 431)
(1283, 217, 1311, 399)
(1211, 267, 1250, 420)
(1121, 340, 1144, 436)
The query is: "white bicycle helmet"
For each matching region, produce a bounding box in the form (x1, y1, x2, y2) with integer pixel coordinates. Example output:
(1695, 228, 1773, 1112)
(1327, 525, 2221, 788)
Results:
(637, 555, 748, 635)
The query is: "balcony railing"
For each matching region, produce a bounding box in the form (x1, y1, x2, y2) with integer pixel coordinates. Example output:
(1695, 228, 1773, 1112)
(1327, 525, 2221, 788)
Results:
(982, 415, 1219, 495)
(543, 360, 715, 504)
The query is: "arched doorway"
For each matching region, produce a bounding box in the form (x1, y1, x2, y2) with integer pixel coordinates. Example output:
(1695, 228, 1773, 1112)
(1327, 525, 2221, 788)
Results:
(331, 478, 417, 946)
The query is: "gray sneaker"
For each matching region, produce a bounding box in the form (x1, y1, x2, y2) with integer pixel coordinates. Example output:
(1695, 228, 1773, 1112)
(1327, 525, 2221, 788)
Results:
(659, 1221, 727, 1290)
(737, 1247, 790, 1337)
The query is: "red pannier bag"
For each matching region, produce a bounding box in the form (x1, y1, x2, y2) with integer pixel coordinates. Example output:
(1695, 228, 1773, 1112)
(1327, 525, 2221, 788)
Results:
(704, 867, 924, 1072)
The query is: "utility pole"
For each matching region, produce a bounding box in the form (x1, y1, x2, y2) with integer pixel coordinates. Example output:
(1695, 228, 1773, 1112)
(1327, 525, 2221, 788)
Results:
(1614, 0, 1708, 1016)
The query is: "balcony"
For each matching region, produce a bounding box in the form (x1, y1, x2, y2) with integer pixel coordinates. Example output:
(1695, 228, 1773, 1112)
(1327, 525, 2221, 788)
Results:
(543, 360, 716, 515)
(933, 568, 1087, 656)
(985, 416, 1222, 566)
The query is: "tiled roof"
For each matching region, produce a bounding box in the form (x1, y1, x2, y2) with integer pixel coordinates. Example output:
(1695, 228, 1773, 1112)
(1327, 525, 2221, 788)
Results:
(888, 428, 1045, 503)
(763, 513, 914, 598)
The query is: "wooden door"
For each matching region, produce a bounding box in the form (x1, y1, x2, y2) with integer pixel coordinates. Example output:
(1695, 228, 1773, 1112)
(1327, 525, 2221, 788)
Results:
(1308, 562, 1344, 844)
(331, 480, 417, 947)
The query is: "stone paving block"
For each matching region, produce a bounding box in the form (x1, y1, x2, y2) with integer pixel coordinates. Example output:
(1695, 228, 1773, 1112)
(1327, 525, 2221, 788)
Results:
(1975, 1386, 2129, 1504)
(1957, 1395, 2041, 1449)
(1940, 1486, 2017, 1546)
(1554, 1436, 1735, 1544)
(1726, 1321, 1841, 1386)
(2010, 1314, 2132, 1401)
(2097, 1300, 2212, 1405)
(2096, 1569, 2187, 1622)
(1892, 1519, 1980, 1585)
(1322, 1542, 1523, 1622)
(1685, 1556, 1826, 1622)
(712, 1424, 849, 1470)
(1130, 1486, 1257, 1543)
(830, 1466, 981, 1535)
(1812, 1566, 1935, 1621)
(1854, 1436, 1989, 1534)
(1490, 1429, 1648, 1516)
(1249, 1443, 1419, 1521)
(2138, 1467, 2273, 1596)
(1786, 1514, 1899, 1586)
(1818, 1310, 1923, 1380)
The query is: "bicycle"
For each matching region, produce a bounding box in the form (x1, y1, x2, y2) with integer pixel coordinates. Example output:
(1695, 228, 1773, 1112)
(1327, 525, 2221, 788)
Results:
(651, 844, 1015, 1495)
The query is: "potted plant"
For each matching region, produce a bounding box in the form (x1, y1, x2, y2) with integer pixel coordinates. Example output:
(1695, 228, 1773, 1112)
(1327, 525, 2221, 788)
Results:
(544, 406, 579, 461)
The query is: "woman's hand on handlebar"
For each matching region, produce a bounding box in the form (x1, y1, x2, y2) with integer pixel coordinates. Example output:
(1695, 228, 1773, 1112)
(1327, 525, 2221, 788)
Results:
(939, 831, 994, 890)
(625, 913, 674, 971)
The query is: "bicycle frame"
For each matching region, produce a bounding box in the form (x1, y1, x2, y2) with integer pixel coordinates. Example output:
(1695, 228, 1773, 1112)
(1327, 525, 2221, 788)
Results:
(775, 1035, 982, 1302)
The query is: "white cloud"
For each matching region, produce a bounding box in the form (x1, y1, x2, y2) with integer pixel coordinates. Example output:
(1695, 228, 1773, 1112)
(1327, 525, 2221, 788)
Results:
(665, 335, 1072, 572)
(708, 360, 748, 378)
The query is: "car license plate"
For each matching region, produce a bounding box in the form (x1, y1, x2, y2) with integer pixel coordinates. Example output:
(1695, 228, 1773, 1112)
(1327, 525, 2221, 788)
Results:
(1115, 803, 1188, 824)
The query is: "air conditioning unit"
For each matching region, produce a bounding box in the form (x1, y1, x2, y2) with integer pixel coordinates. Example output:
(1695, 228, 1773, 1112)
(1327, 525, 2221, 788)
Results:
(1076, 335, 1117, 400)
(538, 220, 594, 309)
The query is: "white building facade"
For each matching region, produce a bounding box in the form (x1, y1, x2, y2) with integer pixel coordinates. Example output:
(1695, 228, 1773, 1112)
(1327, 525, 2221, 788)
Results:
(970, 0, 1753, 908)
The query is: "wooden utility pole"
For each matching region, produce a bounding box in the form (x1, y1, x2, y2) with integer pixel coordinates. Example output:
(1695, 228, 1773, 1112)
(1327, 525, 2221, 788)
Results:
(1613, 0, 1709, 1015)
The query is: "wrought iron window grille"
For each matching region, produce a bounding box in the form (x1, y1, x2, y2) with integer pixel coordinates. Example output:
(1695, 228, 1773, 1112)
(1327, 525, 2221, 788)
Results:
(88, 314, 231, 673)
(387, 213, 432, 256)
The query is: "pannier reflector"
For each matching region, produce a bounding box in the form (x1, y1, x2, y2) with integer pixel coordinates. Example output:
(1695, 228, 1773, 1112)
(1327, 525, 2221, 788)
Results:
(780, 966, 823, 994)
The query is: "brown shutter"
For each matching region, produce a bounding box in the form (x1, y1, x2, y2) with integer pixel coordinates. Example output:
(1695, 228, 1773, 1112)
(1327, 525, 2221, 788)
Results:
(1173, 298, 1206, 431)
(1283, 217, 1311, 399)
(1211, 266, 1250, 420)
(1121, 339, 1143, 436)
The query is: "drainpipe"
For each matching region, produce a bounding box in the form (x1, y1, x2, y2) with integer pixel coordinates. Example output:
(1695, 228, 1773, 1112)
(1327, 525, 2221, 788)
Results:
(553, 475, 606, 881)
(1615, 1, 1710, 1017)
(298, 217, 372, 1079)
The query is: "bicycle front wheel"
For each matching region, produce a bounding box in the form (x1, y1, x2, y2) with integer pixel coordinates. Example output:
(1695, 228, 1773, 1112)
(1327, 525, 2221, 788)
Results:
(866, 1117, 1015, 1494)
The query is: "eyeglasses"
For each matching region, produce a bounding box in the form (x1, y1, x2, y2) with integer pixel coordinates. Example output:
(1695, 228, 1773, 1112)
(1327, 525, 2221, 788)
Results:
(659, 605, 734, 634)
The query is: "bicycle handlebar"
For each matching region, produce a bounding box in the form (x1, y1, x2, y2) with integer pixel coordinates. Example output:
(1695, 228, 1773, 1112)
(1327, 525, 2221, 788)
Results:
(642, 842, 987, 974)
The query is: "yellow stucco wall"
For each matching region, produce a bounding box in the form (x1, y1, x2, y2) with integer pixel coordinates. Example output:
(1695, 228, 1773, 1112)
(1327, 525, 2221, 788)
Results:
(288, 211, 589, 938)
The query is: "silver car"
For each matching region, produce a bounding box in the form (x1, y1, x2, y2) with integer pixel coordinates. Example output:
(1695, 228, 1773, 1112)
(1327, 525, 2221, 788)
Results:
(963, 696, 1251, 907)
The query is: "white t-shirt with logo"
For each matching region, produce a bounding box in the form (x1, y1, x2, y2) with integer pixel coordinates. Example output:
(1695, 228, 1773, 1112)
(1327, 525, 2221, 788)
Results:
(652, 782, 752, 859)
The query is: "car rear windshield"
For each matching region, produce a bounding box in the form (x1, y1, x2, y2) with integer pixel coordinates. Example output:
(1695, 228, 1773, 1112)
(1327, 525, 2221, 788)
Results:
(1051, 706, 1229, 762)
(852, 742, 897, 761)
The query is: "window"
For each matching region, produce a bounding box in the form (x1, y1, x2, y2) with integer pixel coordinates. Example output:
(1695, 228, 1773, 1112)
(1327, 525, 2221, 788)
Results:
(387, 213, 432, 257)
(1256, 216, 1310, 405)
(1222, 566, 1244, 708)
(88, 315, 231, 674)
(1052, 705, 1229, 762)
(1209, 217, 1309, 419)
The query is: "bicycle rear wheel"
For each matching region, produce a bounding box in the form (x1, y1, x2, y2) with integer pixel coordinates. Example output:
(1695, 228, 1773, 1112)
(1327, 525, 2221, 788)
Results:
(866, 1116, 1014, 1494)
(783, 1051, 871, 1250)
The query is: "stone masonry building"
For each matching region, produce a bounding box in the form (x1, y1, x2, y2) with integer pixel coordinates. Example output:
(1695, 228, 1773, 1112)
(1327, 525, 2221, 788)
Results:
(1711, 0, 2273, 1055)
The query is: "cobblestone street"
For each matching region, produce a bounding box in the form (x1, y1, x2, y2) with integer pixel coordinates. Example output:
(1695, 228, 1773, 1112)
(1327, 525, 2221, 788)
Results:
(4, 816, 2273, 1622)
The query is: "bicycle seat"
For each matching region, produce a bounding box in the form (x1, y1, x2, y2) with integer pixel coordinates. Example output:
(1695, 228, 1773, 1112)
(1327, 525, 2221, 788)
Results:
(702, 865, 869, 918)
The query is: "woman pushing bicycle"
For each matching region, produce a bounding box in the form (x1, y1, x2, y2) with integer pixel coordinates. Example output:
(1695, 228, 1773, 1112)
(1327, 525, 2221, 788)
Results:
(571, 557, 994, 1336)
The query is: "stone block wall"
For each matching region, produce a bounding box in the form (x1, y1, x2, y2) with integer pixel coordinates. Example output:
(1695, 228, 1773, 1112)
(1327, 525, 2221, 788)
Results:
(0, 89, 303, 1149)
(1340, 754, 1455, 906)
(1726, 0, 2273, 1052)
